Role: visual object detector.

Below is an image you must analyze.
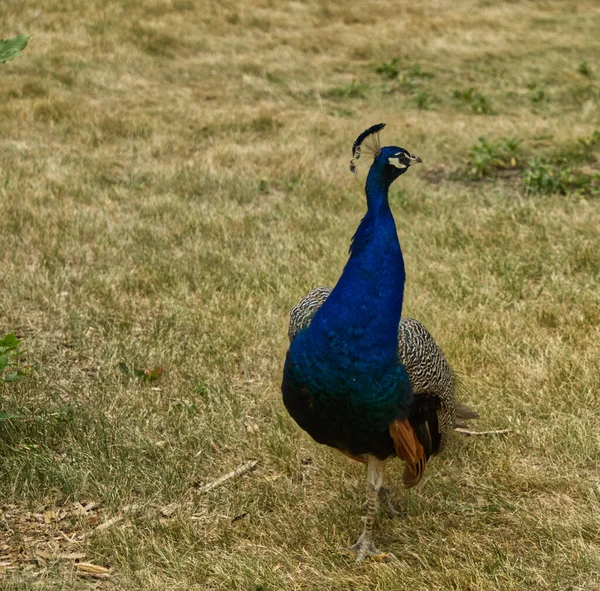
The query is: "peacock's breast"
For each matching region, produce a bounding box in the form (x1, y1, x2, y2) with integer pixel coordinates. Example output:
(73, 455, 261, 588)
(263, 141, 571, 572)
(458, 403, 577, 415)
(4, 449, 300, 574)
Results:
(283, 334, 412, 456)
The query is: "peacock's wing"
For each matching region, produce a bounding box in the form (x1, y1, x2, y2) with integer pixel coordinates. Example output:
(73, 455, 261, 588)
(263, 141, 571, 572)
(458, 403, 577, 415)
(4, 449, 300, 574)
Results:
(397, 317, 457, 453)
(288, 286, 333, 342)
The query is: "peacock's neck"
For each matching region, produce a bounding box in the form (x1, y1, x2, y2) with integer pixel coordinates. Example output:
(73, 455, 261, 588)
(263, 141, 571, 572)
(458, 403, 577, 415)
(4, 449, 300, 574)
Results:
(308, 166, 406, 358)
(364, 165, 396, 213)
(346, 168, 405, 315)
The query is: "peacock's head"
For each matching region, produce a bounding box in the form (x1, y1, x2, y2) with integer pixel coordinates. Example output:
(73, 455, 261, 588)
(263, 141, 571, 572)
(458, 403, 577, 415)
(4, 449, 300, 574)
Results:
(350, 123, 422, 183)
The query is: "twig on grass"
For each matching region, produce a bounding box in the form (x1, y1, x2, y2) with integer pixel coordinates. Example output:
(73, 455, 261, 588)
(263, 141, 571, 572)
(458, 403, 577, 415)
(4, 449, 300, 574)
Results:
(94, 503, 141, 532)
(455, 428, 511, 436)
(196, 460, 258, 494)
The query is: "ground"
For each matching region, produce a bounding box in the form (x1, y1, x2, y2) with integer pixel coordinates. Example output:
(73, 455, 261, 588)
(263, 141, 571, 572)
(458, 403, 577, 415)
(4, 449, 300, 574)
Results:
(1, 0, 600, 589)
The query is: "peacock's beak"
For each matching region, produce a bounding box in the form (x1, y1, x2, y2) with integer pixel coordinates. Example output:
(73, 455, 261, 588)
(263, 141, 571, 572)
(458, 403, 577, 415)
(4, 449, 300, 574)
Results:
(410, 154, 423, 165)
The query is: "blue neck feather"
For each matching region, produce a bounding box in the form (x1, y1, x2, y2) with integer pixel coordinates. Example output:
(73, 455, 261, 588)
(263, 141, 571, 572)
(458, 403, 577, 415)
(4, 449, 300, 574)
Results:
(299, 158, 406, 365)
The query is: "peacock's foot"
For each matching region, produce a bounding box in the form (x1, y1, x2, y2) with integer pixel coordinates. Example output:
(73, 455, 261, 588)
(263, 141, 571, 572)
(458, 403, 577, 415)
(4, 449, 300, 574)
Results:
(350, 531, 395, 563)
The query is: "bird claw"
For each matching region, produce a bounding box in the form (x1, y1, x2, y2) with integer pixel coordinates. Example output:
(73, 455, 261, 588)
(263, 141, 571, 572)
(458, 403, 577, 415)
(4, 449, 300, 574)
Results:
(350, 531, 395, 563)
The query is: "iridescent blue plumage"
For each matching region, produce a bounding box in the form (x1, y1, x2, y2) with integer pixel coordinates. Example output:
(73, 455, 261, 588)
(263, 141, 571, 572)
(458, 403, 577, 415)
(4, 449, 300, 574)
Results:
(282, 137, 422, 460)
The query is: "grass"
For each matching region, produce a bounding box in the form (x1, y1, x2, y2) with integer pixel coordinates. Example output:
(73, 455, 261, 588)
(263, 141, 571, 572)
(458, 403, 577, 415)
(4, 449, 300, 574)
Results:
(1, 0, 600, 588)
(463, 131, 599, 196)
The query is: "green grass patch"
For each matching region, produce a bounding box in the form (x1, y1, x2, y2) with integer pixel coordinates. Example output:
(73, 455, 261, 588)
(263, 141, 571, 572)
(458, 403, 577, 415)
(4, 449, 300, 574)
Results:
(463, 131, 599, 196)
(323, 81, 369, 99)
(374, 58, 400, 79)
(452, 88, 494, 114)
(523, 158, 599, 196)
(467, 137, 523, 178)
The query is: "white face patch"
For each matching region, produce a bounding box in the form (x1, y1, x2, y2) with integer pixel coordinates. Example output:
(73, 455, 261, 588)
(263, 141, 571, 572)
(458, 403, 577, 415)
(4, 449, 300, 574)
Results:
(388, 156, 407, 169)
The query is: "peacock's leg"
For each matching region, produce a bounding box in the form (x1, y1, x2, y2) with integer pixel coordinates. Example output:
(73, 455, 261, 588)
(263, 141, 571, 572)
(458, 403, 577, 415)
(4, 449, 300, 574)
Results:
(351, 455, 393, 562)
(361, 487, 399, 516)
(378, 487, 400, 516)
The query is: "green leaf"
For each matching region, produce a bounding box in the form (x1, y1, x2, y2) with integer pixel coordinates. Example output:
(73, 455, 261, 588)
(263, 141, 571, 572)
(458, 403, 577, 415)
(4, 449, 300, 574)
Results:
(0, 333, 20, 348)
(0, 354, 8, 371)
(3, 371, 21, 382)
(0, 34, 31, 64)
(0, 411, 22, 421)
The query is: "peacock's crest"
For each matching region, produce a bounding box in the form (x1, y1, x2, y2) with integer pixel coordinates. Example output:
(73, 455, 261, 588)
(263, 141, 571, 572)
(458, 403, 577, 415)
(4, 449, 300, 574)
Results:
(350, 123, 386, 173)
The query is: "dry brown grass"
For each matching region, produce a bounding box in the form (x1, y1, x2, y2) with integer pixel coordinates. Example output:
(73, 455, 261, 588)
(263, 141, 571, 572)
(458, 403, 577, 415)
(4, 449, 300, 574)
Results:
(1, 0, 600, 589)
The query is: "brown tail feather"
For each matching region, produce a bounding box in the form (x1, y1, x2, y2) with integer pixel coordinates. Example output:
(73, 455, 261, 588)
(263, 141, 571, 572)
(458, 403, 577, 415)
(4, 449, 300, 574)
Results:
(389, 419, 426, 488)
(402, 455, 426, 488)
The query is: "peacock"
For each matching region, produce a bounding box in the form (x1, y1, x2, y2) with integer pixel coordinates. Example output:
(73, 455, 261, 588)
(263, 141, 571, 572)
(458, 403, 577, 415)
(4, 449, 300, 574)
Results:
(281, 124, 477, 561)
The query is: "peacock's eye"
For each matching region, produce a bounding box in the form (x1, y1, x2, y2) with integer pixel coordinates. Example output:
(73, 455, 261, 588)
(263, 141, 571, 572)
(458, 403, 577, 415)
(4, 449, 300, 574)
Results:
(388, 152, 422, 168)
(388, 154, 408, 169)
